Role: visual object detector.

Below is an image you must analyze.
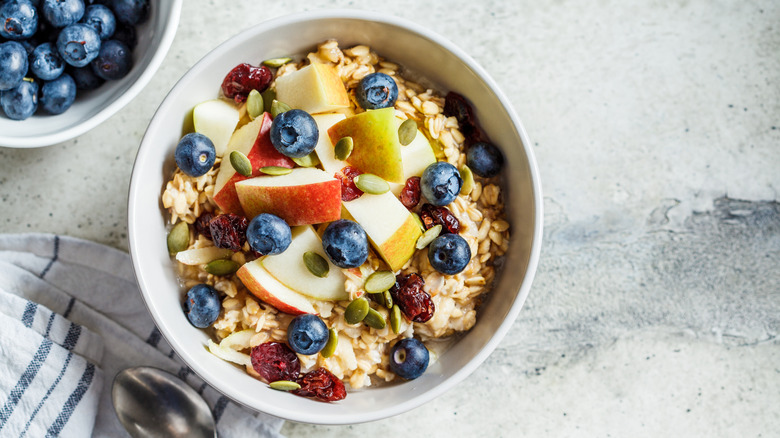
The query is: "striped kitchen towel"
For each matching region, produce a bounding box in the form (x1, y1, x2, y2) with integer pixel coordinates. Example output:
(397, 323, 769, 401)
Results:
(0, 234, 285, 437)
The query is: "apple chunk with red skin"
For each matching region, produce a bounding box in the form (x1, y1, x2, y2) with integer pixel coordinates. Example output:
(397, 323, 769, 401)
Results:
(213, 112, 294, 215)
(237, 259, 316, 315)
(327, 107, 404, 183)
(235, 168, 341, 225)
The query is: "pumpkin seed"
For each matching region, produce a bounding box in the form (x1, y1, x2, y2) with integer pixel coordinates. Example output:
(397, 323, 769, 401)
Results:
(459, 164, 475, 195)
(269, 380, 301, 391)
(262, 57, 292, 68)
(292, 151, 320, 167)
(398, 119, 417, 146)
(166, 221, 189, 254)
(363, 307, 386, 330)
(320, 328, 338, 358)
(383, 290, 393, 309)
(303, 251, 329, 278)
(372, 290, 386, 307)
(246, 89, 264, 120)
(390, 304, 402, 334)
(204, 259, 240, 276)
(364, 270, 395, 293)
(354, 173, 389, 195)
(230, 150, 252, 177)
(411, 212, 425, 232)
(344, 297, 369, 324)
(259, 166, 292, 176)
(261, 88, 276, 113)
(415, 224, 442, 250)
(270, 99, 291, 118)
(334, 136, 353, 161)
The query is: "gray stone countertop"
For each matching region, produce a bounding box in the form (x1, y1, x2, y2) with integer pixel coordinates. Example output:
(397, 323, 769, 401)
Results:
(1, 1, 778, 436)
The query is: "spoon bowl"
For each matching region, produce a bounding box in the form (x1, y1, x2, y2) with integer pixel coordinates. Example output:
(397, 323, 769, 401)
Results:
(112, 366, 216, 438)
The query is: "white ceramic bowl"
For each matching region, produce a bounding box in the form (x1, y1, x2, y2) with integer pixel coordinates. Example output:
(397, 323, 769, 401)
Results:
(128, 10, 542, 424)
(0, 1, 182, 148)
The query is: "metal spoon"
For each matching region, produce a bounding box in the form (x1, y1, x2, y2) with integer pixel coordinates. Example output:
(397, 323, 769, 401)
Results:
(112, 366, 216, 438)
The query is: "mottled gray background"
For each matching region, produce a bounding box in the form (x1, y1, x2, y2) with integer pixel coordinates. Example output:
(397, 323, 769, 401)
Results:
(1, 1, 778, 436)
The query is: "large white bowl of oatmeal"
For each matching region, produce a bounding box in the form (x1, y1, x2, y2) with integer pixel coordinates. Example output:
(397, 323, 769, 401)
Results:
(128, 10, 542, 424)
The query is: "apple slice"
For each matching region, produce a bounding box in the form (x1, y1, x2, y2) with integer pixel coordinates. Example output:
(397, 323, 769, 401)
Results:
(261, 225, 348, 301)
(235, 168, 341, 225)
(327, 107, 405, 183)
(193, 99, 240, 157)
(274, 63, 350, 114)
(236, 259, 316, 315)
(213, 112, 294, 215)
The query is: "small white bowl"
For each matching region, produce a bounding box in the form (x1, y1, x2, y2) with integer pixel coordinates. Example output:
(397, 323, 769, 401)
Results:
(0, 1, 182, 148)
(128, 10, 542, 424)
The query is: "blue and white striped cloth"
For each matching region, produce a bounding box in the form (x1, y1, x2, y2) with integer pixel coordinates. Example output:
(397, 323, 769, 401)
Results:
(0, 234, 285, 437)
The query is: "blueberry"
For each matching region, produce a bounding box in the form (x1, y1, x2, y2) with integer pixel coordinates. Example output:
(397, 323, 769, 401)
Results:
(1, 78, 37, 120)
(109, 0, 149, 26)
(175, 132, 216, 177)
(29, 42, 65, 80)
(111, 22, 135, 49)
(90, 38, 129, 80)
(286, 314, 328, 355)
(321, 219, 368, 269)
(420, 161, 462, 206)
(246, 213, 291, 256)
(466, 142, 504, 178)
(56, 23, 100, 67)
(183, 284, 220, 328)
(42, 0, 85, 27)
(427, 233, 471, 275)
(0, 1, 38, 41)
(269, 109, 319, 158)
(0, 41, 28, 90)
(81, 4, 115, 39)
(389, 338, 429, 380)
(355, 72, 398, 110)
(69, 64, 102, 89)
(40, 72, 76, 114)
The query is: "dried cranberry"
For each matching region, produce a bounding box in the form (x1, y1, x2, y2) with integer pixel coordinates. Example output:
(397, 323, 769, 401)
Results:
(292, 368, 346, 402)
(390, 273, 435, 323)
(221, 63, 273, 104)
(419, 203, 460, 234)
(250, 342, 301, 383)
(443, 92, 487, 145)
(400, 176, 421, 209)
(335, 166, 364, 202)
(194, 212, 214, 240)
(208, 213, 248, 251)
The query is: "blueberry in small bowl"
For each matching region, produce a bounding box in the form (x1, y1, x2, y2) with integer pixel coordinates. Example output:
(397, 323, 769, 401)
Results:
(39, 72, 76, 114)
(29, 42, 64, 81)
(81, 4, 116, 40)
(0, 41, 28, 90)
(56, 23, 100, 67)
(0, 0, 38, 41)
(1, 79, 38, 120)
(90, 39, 132, 80)
(42, 0, 84, 28)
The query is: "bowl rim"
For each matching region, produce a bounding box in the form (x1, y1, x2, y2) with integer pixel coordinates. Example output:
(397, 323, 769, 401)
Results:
(0, 0, 183, 149)
(128, 8, 543, 424)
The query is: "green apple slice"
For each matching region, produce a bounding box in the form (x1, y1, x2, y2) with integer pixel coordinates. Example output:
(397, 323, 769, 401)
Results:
(274, 63, 350, 114)
(193, 99, 241, 157)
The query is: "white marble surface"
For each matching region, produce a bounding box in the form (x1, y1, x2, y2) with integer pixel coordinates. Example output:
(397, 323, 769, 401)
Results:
(1, 1, 779, 436)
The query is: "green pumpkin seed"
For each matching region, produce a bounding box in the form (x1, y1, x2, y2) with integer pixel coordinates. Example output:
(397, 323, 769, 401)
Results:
(259, 166, 292, 176)
(411, 212, 425, 232)
(270, 99, 291, 118)
(262, 57, 292, 68)
(372, 291, 386, 307)
(354, 173, 389, 195)
(205, 259, 240, 276)
(364, 270, 396, 294)
(292, 151, 320, 167)
(166, 221, 189, 254)
(345, 297, 369, 324)
(230, 150, 252, 177)
(269, 380, 301, 391)
(398, 119, 417, 146)
(383, 290, 393, 309)
(363, 307, 386, 330)
(246, 89, 264, 120)
(390, 304, 402, 334)
(261, 88, 276, 113)
(303, 251, 329, 278)
(459, 164, 475, 195)
(320, 328, 338, 358)
(334, 136, 353, 161)
(415, 224, 442, 250)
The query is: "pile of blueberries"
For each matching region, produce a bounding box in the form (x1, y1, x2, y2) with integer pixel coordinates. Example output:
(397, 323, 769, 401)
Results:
(0, 0, 149, 120)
